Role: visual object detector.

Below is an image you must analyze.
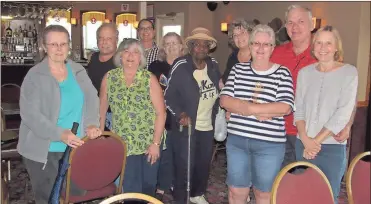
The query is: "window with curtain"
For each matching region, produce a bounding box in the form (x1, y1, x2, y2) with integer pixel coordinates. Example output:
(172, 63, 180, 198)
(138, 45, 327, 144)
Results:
(82, 11, 105, 59)
(116, 13, 137, 44)
(46, 10, 72, 39)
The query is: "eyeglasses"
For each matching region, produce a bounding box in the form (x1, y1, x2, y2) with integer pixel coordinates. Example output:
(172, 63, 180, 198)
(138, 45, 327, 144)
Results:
(46, 43, 69, 49)
(192, 42, 210, 49)
(138, 27, 153, 32)
(164, 42, 180, 47)
(250, 42, 273, 49)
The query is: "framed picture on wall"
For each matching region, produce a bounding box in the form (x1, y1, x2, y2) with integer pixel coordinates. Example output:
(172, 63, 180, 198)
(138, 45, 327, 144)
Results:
(147, 4, 154, 18)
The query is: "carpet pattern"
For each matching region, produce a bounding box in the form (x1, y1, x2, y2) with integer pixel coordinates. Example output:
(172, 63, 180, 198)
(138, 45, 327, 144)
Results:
(6, 151, 348, 204)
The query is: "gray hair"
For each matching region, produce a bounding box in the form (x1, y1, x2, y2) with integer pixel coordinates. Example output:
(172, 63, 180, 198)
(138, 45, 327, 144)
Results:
(42, 25, 70, 46)
(96, 23, 119, 40)
(113, 38, 147, 69)
(157, 32, 186, 62)
(228, 19, 256, 48)
(249, 24, 276, 47)
(285, 5, 313, 23)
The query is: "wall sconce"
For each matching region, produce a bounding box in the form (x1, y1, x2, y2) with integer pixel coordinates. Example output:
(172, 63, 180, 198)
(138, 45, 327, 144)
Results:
(221, 22, 228, 34)
(133, 21, 139, 29)
(104, 19, 111, 23)
(312, 17, 322, 30)
(71, 18, 77, 25)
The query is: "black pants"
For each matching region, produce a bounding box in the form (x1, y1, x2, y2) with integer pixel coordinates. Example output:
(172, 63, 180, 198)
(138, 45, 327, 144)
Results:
(23, 152, 86, 204)
(172, 129, 214, 204)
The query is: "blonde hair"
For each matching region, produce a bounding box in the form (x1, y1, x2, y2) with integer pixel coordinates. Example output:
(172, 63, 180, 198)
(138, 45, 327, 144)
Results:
(311, 25, 344, 62)
(157, 32, 186, 62)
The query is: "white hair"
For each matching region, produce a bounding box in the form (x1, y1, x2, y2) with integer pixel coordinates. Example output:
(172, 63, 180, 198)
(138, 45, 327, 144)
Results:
(249, 24, 276, 47)
(285, 5, 313, 23)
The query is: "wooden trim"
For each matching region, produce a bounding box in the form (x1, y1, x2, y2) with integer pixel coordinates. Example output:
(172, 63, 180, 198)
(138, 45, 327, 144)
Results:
(271, 161, 334, 204)
(357, 101, 369, 107)
(346, 151, 371, 204)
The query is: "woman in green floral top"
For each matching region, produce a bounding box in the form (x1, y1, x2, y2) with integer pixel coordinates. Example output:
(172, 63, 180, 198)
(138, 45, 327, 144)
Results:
(99, 38, 166, 196)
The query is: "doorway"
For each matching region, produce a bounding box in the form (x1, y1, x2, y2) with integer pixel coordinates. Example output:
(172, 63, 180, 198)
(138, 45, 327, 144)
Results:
(155, 12, 184, 45)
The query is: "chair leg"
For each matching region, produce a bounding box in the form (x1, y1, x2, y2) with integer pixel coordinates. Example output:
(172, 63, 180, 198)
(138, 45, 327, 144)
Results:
(210, 143, 219, 165)
(7, 161, 10, 181)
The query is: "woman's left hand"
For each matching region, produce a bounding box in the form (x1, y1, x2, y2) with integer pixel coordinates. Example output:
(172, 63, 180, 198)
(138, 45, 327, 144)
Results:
(85, 125, 102, 139)
(146, 144, 160, 165)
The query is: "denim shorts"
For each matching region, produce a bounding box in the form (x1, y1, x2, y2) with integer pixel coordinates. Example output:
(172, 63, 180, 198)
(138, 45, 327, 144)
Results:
(226, 134, 285, 192)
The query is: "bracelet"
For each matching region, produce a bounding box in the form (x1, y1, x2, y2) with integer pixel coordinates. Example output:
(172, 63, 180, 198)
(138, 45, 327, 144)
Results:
(153, 142, 160, 146)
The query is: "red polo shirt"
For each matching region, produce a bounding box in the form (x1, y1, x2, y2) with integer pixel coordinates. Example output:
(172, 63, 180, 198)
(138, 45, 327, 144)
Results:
(270, 41, 317, 136)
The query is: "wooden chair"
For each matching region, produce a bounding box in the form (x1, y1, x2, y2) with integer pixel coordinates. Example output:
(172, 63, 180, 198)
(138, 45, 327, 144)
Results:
(99, 193, 163, 204)
(1, 162, 9, 204)
(346, 151, 370, 204)
(1, 108, 20, 181)
(1, 83, 21, 124)
(61, 131, 127, 204)
(271, 161, 334, 204)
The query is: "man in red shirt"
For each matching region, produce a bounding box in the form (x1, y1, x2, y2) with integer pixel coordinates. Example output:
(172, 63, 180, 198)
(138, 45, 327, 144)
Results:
(270, 5, 317, 168)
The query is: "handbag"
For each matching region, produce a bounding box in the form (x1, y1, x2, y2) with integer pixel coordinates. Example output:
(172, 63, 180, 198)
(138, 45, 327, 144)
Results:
(214, 107, 227, 141)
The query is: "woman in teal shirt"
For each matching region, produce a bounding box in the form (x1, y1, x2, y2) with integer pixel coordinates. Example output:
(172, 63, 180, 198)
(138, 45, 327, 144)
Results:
(18, 25, 101, 204)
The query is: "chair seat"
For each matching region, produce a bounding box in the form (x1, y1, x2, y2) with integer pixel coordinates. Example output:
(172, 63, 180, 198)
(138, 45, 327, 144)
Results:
(1, 142, 20, 160)
(1, 103, 20, 115)
(64, 183, 116, 203)
(1, 130, 18, 142)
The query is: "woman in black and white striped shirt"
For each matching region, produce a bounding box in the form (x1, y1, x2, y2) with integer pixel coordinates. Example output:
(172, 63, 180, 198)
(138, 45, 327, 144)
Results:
(220, 24, 294, 204)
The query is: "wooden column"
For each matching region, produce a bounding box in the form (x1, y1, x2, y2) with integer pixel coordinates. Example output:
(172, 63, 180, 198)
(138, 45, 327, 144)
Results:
(139, 2, 147, 20)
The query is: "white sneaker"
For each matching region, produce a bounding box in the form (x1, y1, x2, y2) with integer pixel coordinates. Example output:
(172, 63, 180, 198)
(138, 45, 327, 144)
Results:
(190, 195, 209, 204)
(247, 195, 251, 203)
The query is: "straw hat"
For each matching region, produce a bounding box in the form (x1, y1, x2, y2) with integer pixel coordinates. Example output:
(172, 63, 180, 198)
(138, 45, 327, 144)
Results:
(185, 27, 217, 49)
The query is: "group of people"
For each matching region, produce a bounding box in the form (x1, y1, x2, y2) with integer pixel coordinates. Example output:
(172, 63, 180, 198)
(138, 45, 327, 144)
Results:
(17, 4, 357, 204)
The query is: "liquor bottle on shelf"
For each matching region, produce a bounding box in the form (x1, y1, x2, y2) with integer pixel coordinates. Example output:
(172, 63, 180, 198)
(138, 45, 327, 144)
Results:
(23, 24, 28, 38)
(33, 24, 38, 39)
(6, 22, 12, 37)
(28, 25, 33, 38)
(28, 40, 33, 53)
(24, 43, 28, 52)
(19, 25, 23, 38)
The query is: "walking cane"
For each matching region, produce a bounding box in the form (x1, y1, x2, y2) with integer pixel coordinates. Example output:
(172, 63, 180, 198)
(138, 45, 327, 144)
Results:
(180, 118, 192, 204)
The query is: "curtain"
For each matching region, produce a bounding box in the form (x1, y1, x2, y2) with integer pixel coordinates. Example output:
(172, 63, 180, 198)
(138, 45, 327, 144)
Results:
(116, 13, 136, 25)
(82, 11, 105, 26)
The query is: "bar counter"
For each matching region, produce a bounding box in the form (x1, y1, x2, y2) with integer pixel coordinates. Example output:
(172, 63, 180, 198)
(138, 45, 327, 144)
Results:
(1, 61, 89, 86)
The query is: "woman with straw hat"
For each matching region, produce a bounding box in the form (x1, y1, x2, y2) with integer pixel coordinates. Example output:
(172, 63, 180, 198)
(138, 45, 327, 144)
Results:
(164, 27, 221, 204)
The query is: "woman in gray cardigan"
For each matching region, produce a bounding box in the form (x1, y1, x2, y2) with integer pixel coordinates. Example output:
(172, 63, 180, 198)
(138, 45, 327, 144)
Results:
(17, 25, 101, 204)
(294, 26, 358, 203)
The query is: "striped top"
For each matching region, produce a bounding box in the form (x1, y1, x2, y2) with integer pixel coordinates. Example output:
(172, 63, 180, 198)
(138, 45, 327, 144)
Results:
(220, 62, 294, 142)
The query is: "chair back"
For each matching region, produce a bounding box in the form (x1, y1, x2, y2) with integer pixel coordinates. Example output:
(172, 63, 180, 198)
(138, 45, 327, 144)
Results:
(346, 151, 371, 204)
(64, 131, 127, 201)
(1, 163, 9, 204)
(1, 83, 20, 103)
(99, 193, 163, 204)
(271, 161, 334, 204)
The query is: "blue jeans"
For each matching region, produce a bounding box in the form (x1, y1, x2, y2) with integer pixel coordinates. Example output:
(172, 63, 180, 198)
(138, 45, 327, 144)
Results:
(115, 154, 160, 197)
(226, 135, 285, 192)
(157, 130, 174, 192)
(295, 138, 347, 204)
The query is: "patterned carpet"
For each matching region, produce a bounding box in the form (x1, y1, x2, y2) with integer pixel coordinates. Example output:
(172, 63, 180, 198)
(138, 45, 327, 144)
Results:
(7, 151, 348, 204)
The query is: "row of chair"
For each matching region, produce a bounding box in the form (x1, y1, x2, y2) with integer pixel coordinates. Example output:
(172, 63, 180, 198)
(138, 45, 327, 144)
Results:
(271, 152, 370, 204)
